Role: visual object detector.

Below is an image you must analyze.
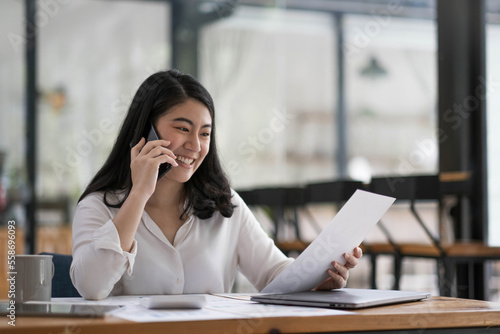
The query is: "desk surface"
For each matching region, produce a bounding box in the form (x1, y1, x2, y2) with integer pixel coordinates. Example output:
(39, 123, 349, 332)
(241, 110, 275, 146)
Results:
(2, 297, 500, 334)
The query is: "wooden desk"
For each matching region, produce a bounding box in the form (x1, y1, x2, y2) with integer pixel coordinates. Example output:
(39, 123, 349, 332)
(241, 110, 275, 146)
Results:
(2, 297, 500, 334)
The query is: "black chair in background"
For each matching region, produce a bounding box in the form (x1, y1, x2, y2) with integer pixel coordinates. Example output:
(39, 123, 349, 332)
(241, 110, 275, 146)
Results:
(40, 252, 81, 298)
(367, 174, 500, 298)
(304, 180, 363, 204)
(239, 186, 308, 255)
(366, 175, 442, 291)
(239, 175, 500, 299)
(238, 181, 364, 255)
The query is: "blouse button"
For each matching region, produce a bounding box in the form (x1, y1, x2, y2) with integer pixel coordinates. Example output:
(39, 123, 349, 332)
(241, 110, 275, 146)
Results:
(176, 279, 181, 284)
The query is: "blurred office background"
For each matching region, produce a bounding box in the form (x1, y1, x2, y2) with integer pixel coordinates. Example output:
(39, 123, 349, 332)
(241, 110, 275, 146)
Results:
(0, 0, 499, 300)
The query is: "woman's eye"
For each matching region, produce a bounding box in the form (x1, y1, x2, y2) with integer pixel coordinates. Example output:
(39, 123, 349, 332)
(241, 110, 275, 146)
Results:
(201, 132, 211, 137)
(177, 127, 189, 132)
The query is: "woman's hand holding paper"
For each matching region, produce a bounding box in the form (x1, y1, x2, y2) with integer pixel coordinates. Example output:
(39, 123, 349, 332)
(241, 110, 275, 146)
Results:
(313, 246, 363, 290)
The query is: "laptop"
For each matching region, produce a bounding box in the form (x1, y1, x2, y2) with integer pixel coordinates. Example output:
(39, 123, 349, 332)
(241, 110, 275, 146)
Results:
(251, 288, 430, 309)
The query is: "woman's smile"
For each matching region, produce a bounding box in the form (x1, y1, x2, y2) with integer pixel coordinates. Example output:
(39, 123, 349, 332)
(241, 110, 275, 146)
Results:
(155, 98, 212, 182)
(175, 155, 196, 167)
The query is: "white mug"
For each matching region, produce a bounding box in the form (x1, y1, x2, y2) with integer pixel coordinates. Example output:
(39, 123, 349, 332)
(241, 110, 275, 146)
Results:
(13, 254, 54, 303)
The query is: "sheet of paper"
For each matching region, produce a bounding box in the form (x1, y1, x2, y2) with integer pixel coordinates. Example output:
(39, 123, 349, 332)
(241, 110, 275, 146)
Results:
(261, 189, 395, 294)
(111, 304, 243, 322)
(111, 294, 352, 322)
(209, 293, 257, 301)
(40, 294, 352, 322)
(204, 295, 352, 318)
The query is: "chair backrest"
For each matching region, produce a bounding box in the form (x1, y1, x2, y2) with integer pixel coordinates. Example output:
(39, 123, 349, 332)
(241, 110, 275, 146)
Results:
(39, 252, 81, 298)
(369, 175, 440, 201)
(305, 180, 364, 203)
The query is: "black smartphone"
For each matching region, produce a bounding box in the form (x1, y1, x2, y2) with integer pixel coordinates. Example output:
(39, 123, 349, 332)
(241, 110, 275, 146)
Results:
(146, 124, 173, 180)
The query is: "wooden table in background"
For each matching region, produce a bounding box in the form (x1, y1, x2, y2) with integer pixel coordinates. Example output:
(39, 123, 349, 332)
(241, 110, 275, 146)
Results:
(2, 297, 500, 334)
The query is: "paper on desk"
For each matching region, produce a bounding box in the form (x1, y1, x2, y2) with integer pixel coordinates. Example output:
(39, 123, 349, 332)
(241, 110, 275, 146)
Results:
(112, 304, 242, 322)
(111, 294, 351, 322)
(205, 295, 352, 318)
(262, 189, 395, 294)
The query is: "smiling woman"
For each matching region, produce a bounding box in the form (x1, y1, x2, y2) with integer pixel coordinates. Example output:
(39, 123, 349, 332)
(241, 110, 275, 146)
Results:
(78, 70, 232, 221)
(154, 99, 212, 183)
(69, 70, 361, 300)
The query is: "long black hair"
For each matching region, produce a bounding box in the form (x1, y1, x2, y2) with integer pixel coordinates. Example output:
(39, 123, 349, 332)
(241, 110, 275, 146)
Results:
(79, 69, 235, 219)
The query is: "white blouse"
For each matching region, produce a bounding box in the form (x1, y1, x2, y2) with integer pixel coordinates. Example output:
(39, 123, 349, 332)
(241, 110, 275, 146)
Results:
(70, 190, 293, 300)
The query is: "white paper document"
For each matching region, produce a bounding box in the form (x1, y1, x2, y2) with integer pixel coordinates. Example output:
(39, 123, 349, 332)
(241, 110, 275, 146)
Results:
(261, 189, 395, 294)
(110, 294, 351, 322)
(111, 304, 242, 322)
(45, 294, 351, 322)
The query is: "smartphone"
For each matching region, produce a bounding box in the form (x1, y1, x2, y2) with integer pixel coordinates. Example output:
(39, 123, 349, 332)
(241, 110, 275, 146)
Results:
(146, 124, 173, 180)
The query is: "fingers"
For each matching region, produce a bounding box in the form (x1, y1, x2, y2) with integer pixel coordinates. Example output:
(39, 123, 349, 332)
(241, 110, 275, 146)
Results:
(132, 138, 178, 166)
(321, 247, 363, 290)
(331, 261, 349, 279)
(317, 260, 352, 290)
(146, 146, 177, 166)
(344, 252, 359, 269)
(130, 137, 146, 158)
(354, 246, 363, 259)
(327, 266, 348, 289)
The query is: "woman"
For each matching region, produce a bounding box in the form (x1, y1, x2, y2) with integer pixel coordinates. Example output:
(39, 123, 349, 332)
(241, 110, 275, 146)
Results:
(70, 70, 362, 300)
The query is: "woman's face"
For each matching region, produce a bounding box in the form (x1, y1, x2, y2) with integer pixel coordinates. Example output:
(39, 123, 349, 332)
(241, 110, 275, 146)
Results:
(154, 98, 212, 184)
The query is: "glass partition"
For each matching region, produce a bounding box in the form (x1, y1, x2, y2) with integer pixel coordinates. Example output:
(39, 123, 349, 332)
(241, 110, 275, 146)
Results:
(344, 15, 437, 179)
(200, 6, 337, 189)
(0, 0, 169, 228)
(486, 4, 500, 247)
(486, 0, 500, 302)
(36, 0, 169, 224)
(0, 1, 25, 226)
(201, 4, 438, 189)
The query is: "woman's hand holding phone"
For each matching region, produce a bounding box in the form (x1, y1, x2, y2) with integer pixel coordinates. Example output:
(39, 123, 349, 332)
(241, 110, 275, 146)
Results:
(112, 138, 177, 253)
(129, 137, 178, 200)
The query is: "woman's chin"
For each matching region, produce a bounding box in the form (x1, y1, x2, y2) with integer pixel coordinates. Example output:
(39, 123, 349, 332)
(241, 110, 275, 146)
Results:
(160, 171, 194, 184)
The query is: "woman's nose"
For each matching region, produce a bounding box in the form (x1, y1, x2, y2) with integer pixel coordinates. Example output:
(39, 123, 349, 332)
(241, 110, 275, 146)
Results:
(185, 133, 201, 152)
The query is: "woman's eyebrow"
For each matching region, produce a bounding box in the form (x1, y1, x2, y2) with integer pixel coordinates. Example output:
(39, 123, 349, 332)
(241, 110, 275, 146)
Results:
(172, 117, 212, 128)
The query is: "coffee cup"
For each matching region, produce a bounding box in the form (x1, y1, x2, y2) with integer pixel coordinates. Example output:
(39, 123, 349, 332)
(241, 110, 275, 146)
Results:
(13, 254, 54, 303)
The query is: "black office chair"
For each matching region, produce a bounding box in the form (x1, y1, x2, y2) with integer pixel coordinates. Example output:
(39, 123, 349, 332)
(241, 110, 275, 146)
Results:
(40, 252, 81, 297)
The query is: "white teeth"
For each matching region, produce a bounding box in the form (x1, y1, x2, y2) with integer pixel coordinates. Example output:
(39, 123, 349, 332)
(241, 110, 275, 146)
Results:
(176, 156, 194, 165)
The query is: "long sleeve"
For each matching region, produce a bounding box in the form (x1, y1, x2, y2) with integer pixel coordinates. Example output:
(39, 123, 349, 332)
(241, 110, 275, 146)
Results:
(232, 192, 294, 291)
(70, 193, 137, 300)
(70, 190, 293, 297)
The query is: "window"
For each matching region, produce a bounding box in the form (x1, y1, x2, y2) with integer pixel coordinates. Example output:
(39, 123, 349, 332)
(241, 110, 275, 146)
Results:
(200, 6, 337, 188)
(0, 1, 25, 226)
(0, 0, 169, 226)
(486, 2, 500, 246)
(36, 0, 169, 215)
(345, 15, 437, 180)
